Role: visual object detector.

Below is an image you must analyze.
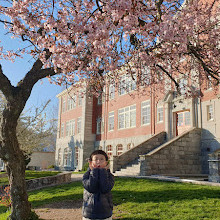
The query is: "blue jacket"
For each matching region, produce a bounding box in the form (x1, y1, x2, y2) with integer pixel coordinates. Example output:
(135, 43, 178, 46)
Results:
(82, 168, 114, 219)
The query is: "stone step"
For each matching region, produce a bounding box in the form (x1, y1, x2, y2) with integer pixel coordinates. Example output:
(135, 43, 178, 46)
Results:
(114, 171, 140, 176)
(114, 159, 141, 176)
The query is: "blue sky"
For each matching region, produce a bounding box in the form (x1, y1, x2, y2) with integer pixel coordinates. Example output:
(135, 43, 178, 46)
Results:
(0, 30, 64, 120)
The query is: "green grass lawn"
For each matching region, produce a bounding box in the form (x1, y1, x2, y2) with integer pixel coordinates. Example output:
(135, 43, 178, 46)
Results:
(0, 177, 220, 220)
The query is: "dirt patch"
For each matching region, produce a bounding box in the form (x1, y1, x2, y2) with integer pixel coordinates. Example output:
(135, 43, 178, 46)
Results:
(34, 200, 83, 220)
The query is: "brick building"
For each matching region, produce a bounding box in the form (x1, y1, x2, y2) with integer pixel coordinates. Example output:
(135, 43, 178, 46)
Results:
(55, 71, 220, 178)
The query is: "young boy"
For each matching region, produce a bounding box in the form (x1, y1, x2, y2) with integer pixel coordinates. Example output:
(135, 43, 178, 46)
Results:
(82, 150, 114, 220)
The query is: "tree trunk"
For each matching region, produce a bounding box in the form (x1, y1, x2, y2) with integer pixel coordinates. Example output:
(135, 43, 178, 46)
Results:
(0, 108, 31, 219)
(7, 157, 31, 220)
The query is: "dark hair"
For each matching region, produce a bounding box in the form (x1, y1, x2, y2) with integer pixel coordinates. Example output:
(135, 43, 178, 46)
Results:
(89, 150, 108, 161)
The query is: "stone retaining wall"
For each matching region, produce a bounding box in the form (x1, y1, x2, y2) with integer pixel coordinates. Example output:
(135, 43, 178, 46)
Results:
(140, 128, 202, 175)
(26, 172, 72, 191)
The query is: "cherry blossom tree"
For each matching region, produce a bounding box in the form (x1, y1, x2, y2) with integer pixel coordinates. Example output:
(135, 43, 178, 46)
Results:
(0, 0, 219, 219)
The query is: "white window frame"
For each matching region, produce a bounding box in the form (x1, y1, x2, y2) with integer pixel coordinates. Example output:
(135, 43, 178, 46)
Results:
(157, 106, 163, 123)
(58, 148, 62, 166)
(118, 74, 136, 96)
(77, 117, 82, 134)
(108, 112, 114, 131)
(66, 121, 70, 136)
(141, 101, 151, 125)
(206, 75, 212, 90)
(75, 146, 79, 167)
(179, 78, 188, 95)
(116, 144, 123, 155)
(60, 123, 64, 137)
(67, 96, 76, 110)
(107, 145, 113, 158)
(207, 105, 214, 121)
(97, 117, 104, 134)
(109, 84, 115, 100)
(70, 119, 75, 136)
(78, 91, 83, 106)
(118, 105, 136, 129)
(63, 148, 72, 167)
(62, 97, 66, 113)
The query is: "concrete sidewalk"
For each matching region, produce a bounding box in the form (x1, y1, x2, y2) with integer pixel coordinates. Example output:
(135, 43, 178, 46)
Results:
(71, 172, 220, 187)
(71, 173, 83, 182)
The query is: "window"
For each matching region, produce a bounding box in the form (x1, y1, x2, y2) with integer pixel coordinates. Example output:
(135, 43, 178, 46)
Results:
(97, 88, 106, 105)
(185, 111, 190, 125)
(75, 147, 79, 167)
(157, 106, 163, 123)
(141, 101, 150, 125)
(77, 117, 82, 134)
(177, 113, 183, 126)
(206, 75, 212, 90)
(66, 120, 75, 136)
(109, 84, 115, 100)
(116, 144, 123, 155)
(140, 68, 151, 86)
(70, 120, 75, 136)
(97, 93, 102, 105)
(78, 91, 83, 106)
(207, 105, 214, 121)
(119, 75, 126, 95)
(61, 97, 66, 113)
(118, 105, 136, 129)
(60, 123, 64, 137)
(118, 74, 136, 95)
(66, 121, 70, 136)
(97, 117, 104, 134)
(127, 143, 134, 150)
(179, 78, 188, 95)
(58, 148, 62, 166)
(107, 145, 113, 158)
(63, 148, 72, 167)
(67, 96, 76, 110)
(108, 112, 114, 131)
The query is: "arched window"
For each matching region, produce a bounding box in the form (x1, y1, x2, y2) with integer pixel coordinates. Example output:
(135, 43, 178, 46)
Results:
(116, 144, 123, 155)
(75, 146, 79, 167)
(127, 143, 134, 151)
(106, 145, 113, 158)
(64, 148, 72, 167)
(58, 148, 62, 166)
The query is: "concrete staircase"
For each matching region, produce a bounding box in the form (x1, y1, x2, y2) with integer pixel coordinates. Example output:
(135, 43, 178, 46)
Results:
(113, 128, 202, 177)
(114, 159, 140, 176)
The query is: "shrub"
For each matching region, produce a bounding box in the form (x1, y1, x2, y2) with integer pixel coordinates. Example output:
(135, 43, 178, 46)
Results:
(82, 162, 89, 171)
(47, 165, 55, 169)
(0, 186, 11, 208)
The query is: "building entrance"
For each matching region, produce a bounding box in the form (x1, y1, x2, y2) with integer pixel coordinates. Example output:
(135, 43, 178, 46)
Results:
(176, 110, 191, 136)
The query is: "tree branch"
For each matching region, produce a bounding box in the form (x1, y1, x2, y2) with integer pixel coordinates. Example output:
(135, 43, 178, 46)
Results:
(156, 64, 180, 91)
(188, 44, 219, 83)
(0, 64, 14, 101)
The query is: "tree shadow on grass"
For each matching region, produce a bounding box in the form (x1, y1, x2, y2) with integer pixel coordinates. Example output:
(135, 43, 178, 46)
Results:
(113, 187, 220, 205)
(28, 181, 83, 208)
(0, 206, 7, 214)
(114, 218, 158, 220)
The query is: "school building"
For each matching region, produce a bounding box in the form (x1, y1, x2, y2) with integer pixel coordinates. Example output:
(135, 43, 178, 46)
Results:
(55, 69, 220, 182)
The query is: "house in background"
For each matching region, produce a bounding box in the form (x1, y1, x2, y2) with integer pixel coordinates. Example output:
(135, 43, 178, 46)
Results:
(27, 151, 55, 170)
(55, 69, 220, 180)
